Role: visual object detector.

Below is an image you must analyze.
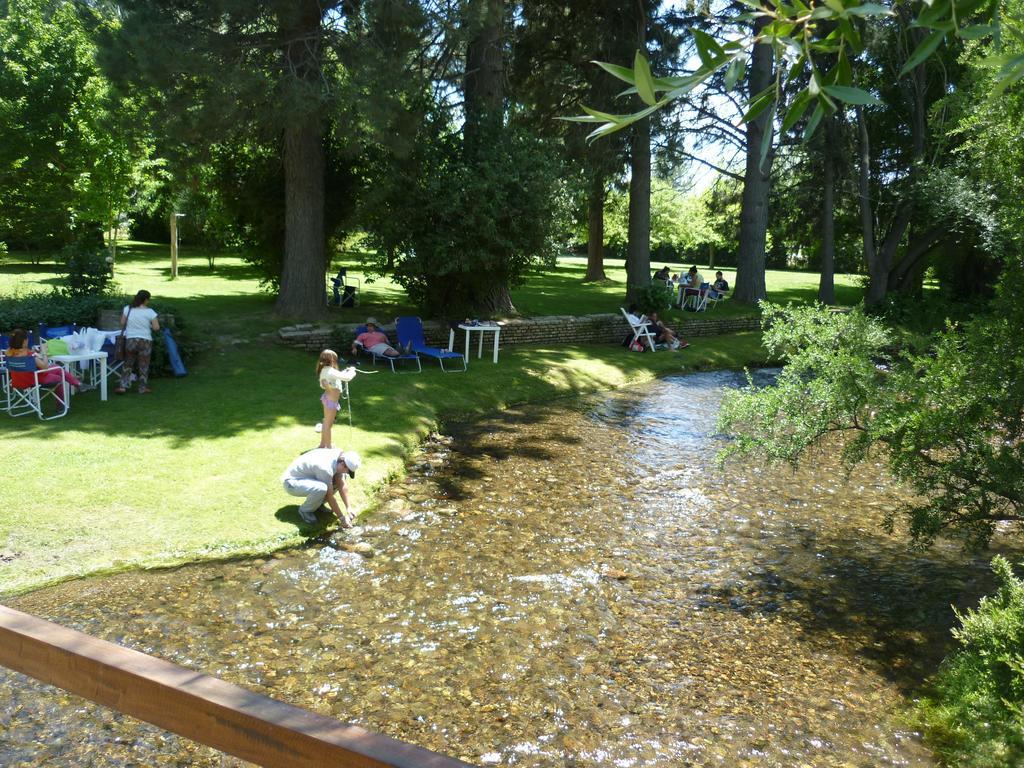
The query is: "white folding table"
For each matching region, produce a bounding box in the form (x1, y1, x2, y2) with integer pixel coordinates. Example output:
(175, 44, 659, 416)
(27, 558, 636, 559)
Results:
(447, 323, 501, 364)
(50, 350, 108, 401)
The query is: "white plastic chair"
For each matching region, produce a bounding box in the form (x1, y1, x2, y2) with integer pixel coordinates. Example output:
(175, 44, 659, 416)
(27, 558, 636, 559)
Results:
(620, 308, 658, 351)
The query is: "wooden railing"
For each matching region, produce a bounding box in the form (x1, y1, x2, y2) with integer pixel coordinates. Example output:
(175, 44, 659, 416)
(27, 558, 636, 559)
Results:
(0, 605, 475, 768)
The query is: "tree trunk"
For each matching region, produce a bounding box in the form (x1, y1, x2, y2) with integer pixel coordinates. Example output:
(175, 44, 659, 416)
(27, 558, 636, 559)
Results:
(625, 0, 651, 306)
(477, 282, 515, 315)
(584, 174, 607, 282)
(276, 120, 326, 318)
(626, 115, 651, 306)
(855, 104, 886, 307)
(817, 116, 836, 305)
(889, 225, 944, 295)
(463, 0, 510, 314)
(463, 0, 504, 153)
(733, 18, 774, 305)
(273, 0, 327, 319)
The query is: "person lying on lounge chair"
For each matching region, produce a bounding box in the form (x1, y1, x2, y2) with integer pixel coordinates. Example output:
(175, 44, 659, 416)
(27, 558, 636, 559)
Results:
(351, 317, 400, 358)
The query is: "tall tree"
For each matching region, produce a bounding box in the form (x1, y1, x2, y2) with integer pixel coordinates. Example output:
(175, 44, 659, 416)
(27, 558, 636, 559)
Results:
(732, 15, 774, 305)
(624, 0, 652, 306)
(100, 0, 350, 319)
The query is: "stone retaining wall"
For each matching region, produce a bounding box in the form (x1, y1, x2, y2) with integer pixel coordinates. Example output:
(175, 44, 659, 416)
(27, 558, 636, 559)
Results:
(278, 313, 761, 354)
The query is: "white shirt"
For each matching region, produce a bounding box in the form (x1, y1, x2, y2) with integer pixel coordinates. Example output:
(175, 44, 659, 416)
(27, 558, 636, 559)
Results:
(282, 449, 342, 485)
(122, 305, 159, 340)
(319, 366, 356, 391)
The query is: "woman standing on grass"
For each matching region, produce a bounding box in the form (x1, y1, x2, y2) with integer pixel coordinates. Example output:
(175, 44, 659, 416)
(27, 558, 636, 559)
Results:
(115, 290, 159, 394)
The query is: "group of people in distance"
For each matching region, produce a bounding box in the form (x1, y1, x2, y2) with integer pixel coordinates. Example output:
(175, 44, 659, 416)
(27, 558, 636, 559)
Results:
(653, 265, 731, 308)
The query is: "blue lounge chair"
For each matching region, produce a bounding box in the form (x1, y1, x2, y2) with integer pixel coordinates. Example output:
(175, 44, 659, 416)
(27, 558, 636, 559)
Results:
(353, 324, 421, 373)
(395, 317, 466, 372)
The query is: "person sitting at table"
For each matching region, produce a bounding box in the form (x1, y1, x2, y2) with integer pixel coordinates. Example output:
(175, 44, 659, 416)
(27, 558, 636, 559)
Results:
(653, 265, 672, 282)
(4, 328, 81, 403)
(681, 265, 706, 309)
(351, 317, 400, 358)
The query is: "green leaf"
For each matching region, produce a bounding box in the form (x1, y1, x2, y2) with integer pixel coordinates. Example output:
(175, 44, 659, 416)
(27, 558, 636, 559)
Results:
(633, 51, 658, 106)
(823, 0, 846, 13)
(692, 28, 725, 67)
(584, 100, 666, 143)
(991, 55, 1024, 96)
(781, 88, 813, 133)
(724, 57, 745, 90)
(786, 53, 807, 82)
(558, 115, 607, 124)
(822, 85, 881, 104)
(803, 102, 825, 139)
(758, 115, 775, 170)
(580, 104, 626, 123)
(899, 30, 945, 76)
(810, 5, 836, 19)
(959, 24, 997, 39)
(593, 61, 636, 85)
(845, 3, 894, 16)
(743, 85, 777, 123)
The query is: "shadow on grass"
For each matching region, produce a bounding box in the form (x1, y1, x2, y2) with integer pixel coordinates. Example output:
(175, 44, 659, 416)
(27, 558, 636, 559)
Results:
(273, 504, 331, 533)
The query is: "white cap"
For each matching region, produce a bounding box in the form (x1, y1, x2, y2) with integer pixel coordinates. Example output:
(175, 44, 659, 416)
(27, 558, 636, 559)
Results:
(341, 451, 361, 478)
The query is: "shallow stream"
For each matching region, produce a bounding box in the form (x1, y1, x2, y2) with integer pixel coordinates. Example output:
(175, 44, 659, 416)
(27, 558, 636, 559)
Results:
(1, 370, 1009, 766)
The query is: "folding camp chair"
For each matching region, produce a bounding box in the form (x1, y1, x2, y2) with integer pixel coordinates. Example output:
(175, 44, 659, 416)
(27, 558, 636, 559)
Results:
(4, 356, 70, 420)
(682, 283, 710, 312)
(620, 308, 658, 351)
(352, 324, 420, 373)
(395, 317, 466, 372)
(704, 286, 725, 309)
(39, 323, 77, 340)
(330, 268, 359, 307)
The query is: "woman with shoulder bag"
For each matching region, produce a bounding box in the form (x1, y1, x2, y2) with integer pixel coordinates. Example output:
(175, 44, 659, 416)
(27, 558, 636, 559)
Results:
(115, 289, 160, 394)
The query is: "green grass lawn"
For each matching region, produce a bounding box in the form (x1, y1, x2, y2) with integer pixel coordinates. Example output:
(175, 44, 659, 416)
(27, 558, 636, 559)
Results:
(1, 242, 866, 330)
(2, 243, 849, 596)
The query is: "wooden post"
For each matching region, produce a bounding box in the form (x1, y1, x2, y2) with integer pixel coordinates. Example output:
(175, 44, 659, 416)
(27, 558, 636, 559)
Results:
(0, 605, 474, 768)
(169, 212, 178, 279)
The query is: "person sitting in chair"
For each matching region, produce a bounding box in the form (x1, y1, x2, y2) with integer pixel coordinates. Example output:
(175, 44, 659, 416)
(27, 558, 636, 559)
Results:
(653, 265, 672, 282)
(351, 318, 400, 358)
(712, 271, 730, 295)
(646, 311, 689, 350)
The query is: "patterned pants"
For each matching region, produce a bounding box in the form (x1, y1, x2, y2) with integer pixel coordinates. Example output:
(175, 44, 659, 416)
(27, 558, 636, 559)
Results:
(120, 338, 153, 391)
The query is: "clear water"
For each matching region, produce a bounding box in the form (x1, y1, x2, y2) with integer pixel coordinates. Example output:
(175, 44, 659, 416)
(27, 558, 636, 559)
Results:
(1, 370, 1010, 766)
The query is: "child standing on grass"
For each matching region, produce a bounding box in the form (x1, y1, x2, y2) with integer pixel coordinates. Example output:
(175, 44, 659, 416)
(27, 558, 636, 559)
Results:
(316, 349, 356, 449)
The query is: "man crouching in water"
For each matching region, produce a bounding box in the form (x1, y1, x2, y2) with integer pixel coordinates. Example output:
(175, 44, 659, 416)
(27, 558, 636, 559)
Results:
(282, 448, 361, 527)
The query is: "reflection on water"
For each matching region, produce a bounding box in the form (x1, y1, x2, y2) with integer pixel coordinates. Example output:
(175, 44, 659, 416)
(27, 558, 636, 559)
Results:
(1, 370, 1011, 766)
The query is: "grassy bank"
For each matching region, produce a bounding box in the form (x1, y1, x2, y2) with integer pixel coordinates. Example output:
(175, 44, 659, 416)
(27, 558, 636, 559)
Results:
(0, 329, 771, 597)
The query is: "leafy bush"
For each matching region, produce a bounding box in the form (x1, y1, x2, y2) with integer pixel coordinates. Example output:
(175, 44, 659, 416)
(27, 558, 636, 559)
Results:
(633, 281, 675, 315)
(60, 238, 114, 297)
(361, 110, 570, 316)
(917, 556, 1024, 767)
(0, 291, 121, 332)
